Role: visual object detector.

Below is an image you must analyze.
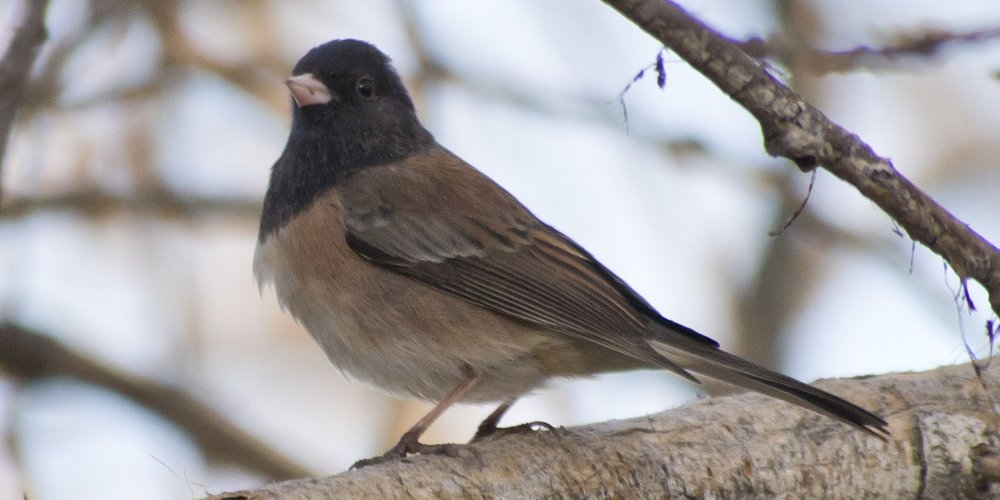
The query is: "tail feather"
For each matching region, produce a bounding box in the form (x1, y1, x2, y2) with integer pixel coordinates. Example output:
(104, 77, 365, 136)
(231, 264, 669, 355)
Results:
(647, 327, 889, 439)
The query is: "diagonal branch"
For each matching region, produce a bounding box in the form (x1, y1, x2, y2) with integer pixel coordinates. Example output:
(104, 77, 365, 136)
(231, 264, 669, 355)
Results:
(0, 323, 314, 481)
(600, 0, 1000, 318)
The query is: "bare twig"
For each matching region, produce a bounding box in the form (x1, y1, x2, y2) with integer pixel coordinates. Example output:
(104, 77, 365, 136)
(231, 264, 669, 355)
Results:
(768, 170, 816, 237)
(0, 0, 50, 199)
(0, 323, 313, 481)
(600, 0, 1000, 318)
(741, 26, 1000, 75)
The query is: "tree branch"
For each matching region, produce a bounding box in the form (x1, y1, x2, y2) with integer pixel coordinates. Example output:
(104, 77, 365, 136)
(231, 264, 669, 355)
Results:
(206, 363, 999, 498)
(0, 0, 49, 199)
(600, 0, 1000, 318)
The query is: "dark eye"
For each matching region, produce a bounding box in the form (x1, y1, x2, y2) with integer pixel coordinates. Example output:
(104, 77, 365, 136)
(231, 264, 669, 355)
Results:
(356, 78, 374, 99)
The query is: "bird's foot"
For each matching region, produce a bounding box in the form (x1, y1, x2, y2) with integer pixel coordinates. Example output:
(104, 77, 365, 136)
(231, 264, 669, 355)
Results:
(472, 420, 558, 441)
(350, 438, 465, 469)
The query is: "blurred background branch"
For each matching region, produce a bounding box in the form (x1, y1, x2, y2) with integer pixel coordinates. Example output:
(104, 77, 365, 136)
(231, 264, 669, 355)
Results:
(1, 189, 260, 220)
(0, 323, 313, 480)
(0, 0, 48, 199)
(740, 25, 1000, 75)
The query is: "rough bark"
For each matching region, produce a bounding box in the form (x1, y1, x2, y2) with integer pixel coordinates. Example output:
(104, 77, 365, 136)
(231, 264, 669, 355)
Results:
(207, 363, 1000, 499)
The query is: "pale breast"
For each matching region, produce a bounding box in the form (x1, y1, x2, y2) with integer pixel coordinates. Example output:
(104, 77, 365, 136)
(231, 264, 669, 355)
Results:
(253, 189, 592, 403)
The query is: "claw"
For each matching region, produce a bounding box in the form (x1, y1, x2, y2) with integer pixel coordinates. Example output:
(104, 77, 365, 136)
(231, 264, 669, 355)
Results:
(351, 440, 466, 469)
(473, 420, 558, 441)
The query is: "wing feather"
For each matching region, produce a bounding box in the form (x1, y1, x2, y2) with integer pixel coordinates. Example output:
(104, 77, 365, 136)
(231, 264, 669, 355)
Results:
(340, 149, 704, 380)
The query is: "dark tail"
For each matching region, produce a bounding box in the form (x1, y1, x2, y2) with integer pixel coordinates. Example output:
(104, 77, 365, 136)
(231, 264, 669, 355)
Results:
(646, 324, 889, 439)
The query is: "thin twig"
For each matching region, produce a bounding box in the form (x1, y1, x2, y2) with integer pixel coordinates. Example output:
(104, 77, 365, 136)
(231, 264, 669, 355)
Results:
(768, 169, 816, 237)
(741, 26, 1000, 75)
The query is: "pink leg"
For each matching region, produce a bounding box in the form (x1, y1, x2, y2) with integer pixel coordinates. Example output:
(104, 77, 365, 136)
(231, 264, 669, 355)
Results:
(352, 376, 480, 468)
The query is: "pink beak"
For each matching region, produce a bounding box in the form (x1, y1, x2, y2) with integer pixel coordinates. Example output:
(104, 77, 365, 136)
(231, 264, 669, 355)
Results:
(285, 73, 334, 107)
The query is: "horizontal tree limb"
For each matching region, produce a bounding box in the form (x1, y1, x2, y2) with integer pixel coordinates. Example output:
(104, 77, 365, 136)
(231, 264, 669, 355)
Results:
(208, 362, 1000, 499)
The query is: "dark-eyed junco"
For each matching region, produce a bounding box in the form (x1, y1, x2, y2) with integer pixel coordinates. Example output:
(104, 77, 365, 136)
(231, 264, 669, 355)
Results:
(254, 39, 887, 468)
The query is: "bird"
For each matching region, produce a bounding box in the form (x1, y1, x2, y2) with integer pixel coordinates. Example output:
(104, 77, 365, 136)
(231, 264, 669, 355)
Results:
(254, 38, 888, 468)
